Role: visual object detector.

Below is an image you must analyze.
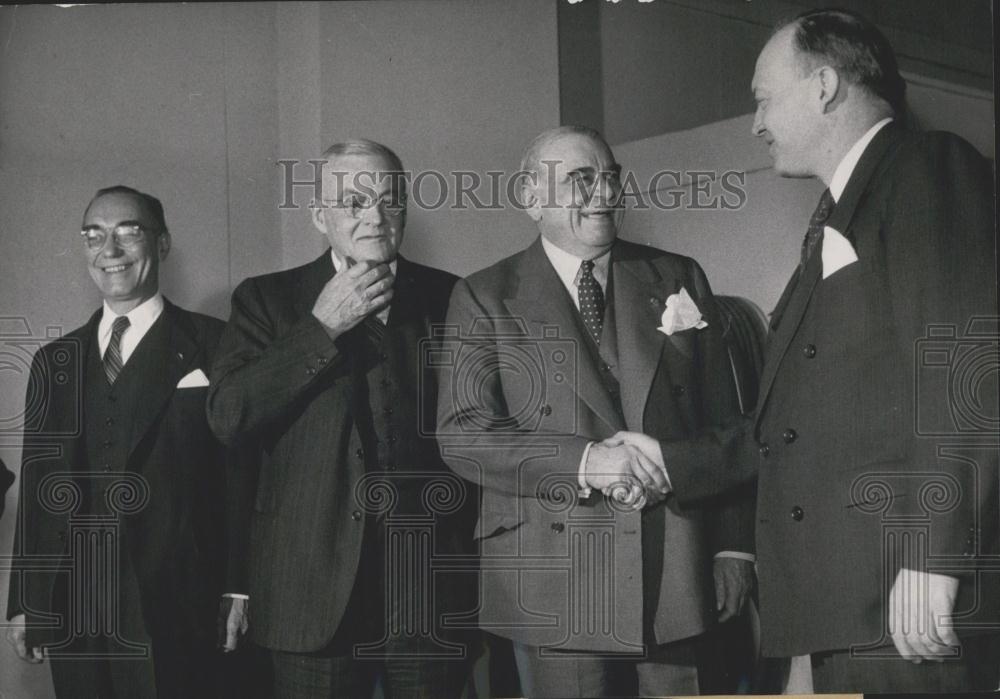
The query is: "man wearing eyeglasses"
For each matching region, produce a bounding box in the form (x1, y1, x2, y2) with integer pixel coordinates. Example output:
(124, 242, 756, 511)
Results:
(207, 139, 475, 698)
(5, 186, 234, 697)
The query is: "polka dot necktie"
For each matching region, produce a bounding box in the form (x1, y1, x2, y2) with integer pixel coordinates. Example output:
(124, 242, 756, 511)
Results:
(104, 315, 130, 385)
(578, 259, 605, 346)
(801, 188, 835, 269)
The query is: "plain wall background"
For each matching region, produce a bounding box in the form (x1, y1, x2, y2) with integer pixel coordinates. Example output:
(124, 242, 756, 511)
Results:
(0, 2, 992, 697)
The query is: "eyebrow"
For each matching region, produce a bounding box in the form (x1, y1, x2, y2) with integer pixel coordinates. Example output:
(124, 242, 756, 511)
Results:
(82, 219, 144, 229)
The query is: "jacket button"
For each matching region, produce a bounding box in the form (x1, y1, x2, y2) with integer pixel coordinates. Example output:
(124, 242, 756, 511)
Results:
(103, 464, 112, 472)
(672, 385, 686, 397)
(383, 406, 393, 416)
(306, 367, 316, 375)
(782, 429, 797, 444)
(105, 417, 114, 426)
(790, 506, 804, 521)
(387, 464, 397, 472)
(759, 443, 770, 458)
(551, 522, 565, 533)
(387, 434, 397, 444)
(802, 344, 817, 358)
(355, 448, 364, 459)
(351, 511, 362, 521)
(540, 405, 552, 416)
(318, 356, 328, 365)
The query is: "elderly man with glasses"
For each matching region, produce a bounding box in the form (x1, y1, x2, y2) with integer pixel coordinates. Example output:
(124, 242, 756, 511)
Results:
(207, 139, 476, 698)
(6, 185, 236, 698)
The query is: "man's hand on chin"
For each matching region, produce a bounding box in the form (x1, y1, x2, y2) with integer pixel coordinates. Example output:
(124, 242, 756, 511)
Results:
(889, 568, 960, 663)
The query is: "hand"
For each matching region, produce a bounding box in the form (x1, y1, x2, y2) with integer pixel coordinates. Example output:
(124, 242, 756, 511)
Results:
(889, 568, 960, 663)
(602, 431, 667, 474)
(713, 557, 754, 622)
(585, 441, 668, 509)
(217, 597, 249, 653)
(6, 614, 43, 663)
(311, 260, 394, 339)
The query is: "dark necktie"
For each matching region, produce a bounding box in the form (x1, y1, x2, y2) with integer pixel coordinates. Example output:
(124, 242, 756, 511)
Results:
(801, 188, 835, 268)
(578, 259, 605, 345)
(104, 315, 130, 385)
(363, 315, 386, 346)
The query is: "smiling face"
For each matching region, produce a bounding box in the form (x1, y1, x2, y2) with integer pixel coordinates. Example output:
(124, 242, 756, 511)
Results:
(525, 131, 624, 259)
(83, 191, 170, 314)
(751, 26, 823, 178)
(311, 153, 405, 265)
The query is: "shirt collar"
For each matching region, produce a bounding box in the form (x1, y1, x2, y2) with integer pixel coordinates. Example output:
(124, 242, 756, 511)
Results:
(540, 236, 611, 291)
(99, 292, 165, 341)
(330, 249, 398, 277)
(828, 117, 893, 202)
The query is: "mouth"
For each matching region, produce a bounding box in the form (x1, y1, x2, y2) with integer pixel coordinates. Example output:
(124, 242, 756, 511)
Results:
(581, 209, 618, 221)
(101, 263, 133, 274)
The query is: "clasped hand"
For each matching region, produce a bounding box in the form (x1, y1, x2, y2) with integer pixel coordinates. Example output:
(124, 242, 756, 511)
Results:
(585, 431, 670, 510)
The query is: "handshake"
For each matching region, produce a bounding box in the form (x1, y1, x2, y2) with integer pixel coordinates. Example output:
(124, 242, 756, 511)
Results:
(584, 431, 670, 511)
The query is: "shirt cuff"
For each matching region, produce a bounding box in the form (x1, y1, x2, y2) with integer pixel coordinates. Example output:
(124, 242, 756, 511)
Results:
(714, 551, 756, 563)
(578, 441, 594, 499)
(223, 593, 249, 600)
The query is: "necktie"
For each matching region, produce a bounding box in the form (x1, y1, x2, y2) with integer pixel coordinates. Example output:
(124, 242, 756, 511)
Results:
(801, 188, 835, 268)
(578, 259, 605, 345)
(104, 316, 130, 385)
(363, 315, 386, 346)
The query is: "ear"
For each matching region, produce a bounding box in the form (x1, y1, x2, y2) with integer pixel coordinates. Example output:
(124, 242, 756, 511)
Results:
(310, 203, 328, 234)
(158, 230, 172, 260)
(522, 179, 543, 223)
(816, 66, 840, 112)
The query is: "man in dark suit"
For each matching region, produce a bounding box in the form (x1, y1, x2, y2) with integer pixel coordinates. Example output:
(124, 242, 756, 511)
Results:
(5, 186, 232, 697)
(207, 139, 474, 698)
(742, 8, 999, 692)
(436, 126, 755, 697)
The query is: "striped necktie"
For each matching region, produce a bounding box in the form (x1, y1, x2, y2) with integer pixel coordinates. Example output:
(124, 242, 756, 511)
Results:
(104, 316, 130, 385)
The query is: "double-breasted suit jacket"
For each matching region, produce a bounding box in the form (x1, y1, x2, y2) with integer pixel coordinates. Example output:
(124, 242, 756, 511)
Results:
(748, 123, 999, 657)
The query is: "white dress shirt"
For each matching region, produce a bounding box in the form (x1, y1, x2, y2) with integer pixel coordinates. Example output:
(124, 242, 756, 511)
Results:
(98, 293, 165, 363)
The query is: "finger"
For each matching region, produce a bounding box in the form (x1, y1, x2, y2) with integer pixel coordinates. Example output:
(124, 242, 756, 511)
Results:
(721, 578, 741, 622)
(714, 572, 726, 612)
(366, 290, 394, 313)
(627, 446, 667, 492)
(225, 624, 238, 652)
(31, 645, 44, 663)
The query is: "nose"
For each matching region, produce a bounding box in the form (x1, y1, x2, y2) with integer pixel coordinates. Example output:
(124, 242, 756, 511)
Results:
(751, 108, 765, 137)
(100, 236, 125, 257)
(363, 200, 386, 226)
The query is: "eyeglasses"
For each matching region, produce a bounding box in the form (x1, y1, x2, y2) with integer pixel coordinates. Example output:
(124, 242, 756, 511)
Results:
(321, 193, 407, 220)
(80, 223, 151, 250)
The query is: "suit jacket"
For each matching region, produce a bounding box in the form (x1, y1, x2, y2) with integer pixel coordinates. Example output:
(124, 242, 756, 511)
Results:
(749, 123, 999, 657)
(207, 251, 471, 653)
(437, 238, 751, 652)
(6, 300, 229, 650)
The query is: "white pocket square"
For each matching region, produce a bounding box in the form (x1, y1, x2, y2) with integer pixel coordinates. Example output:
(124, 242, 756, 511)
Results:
(822, 226, 859, 279)
(176, 368, 209, 388)
(657, 287, 708, 336)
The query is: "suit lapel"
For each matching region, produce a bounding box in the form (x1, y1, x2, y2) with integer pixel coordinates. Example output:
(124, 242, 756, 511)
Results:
(753, 122, 902, 427)
(126, 301, 199, 459)
(59, 312, 101, 471)
(291, 251, 336, 318)
(504, 239, 622, 433)
(612, 247, 677, 431)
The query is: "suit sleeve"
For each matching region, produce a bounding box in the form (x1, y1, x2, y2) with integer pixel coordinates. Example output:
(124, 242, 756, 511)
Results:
(6, 351, 48, 621)
(436, 278, 592, 499)
(882, 135, 996, 560)
(206, 277, 347, 445)
(659, 259, 758, 505)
